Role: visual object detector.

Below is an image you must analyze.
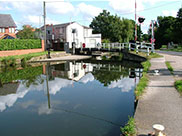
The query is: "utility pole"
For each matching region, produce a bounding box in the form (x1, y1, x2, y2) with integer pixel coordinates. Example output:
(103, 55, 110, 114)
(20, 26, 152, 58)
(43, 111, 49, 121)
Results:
(43, 1, 46, 52)
(135, 0, 137, 42)
(151, 20, 155, 53)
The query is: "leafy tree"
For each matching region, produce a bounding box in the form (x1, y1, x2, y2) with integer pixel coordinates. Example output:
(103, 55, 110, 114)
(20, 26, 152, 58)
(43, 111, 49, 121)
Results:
(90, 10, 134, 42)
(142, 34, 150, 42)
(154, 16, 176, 48)
(17, 25, 38, 39)
(173, 8, 182, 44)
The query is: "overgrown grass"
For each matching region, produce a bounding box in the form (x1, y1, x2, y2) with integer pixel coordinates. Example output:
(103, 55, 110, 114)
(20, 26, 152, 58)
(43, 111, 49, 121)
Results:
(175, 80, 182, 94)
(165, 61, 174, 74)
(135, 60, 150, 99)
(121, 117, 136, 136)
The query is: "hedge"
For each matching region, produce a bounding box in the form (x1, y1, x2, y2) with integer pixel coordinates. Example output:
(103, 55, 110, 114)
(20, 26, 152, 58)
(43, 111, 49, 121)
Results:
(0, 39, 41, 51)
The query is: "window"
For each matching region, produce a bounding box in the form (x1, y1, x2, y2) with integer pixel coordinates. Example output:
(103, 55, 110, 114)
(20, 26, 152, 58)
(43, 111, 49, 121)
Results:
(0, 28, 5, 33)
(9, 28, 12, 33)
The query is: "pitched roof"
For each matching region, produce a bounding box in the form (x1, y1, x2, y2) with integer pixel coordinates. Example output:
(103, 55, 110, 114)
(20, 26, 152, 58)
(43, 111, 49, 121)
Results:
(53, 22, 75, 28)
(0, 14, 17, 28)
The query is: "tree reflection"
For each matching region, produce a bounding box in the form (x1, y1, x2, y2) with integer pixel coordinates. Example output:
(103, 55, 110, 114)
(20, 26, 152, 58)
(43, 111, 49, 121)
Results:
(92, 66, 129, 86)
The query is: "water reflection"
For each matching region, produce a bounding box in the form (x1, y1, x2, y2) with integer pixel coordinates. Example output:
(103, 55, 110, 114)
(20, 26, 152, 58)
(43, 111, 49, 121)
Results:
(0, 60, 142, 136)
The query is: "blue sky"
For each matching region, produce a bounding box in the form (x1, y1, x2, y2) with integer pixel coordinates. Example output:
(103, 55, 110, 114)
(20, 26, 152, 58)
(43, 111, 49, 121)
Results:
(0, 0, 181, 33)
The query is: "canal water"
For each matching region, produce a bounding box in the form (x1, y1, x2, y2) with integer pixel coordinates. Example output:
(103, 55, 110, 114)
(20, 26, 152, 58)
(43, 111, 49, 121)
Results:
(0, 60, 142, 136)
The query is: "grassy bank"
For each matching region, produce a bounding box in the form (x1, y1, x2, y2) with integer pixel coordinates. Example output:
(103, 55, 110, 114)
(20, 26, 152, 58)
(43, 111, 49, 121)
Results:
(165, 61, 174, 74)
(121, 117, 136, 136)
(0, 51, 47, 61)
(175, 80, 182, 94)
(134, 53, 162, 99)
(161, 45, 182, 52)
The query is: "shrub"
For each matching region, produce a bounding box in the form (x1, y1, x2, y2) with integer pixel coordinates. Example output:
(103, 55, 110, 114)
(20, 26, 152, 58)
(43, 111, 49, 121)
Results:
(121, 117, 136, 136)
(0, 39, 41, 51)
(175, 80, 182, 94)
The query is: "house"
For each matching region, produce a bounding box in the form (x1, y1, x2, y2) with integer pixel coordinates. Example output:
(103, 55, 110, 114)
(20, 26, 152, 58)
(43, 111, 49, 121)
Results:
(42, 22, 101, 51)
(0, 14, 17, 39)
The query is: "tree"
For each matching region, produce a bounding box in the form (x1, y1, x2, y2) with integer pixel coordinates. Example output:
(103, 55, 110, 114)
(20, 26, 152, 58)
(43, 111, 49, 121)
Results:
(173, 8, 182, 44)
(90, 10, 134, 42)
(16, 25, 38, 39)
(154, 16, 176, 48)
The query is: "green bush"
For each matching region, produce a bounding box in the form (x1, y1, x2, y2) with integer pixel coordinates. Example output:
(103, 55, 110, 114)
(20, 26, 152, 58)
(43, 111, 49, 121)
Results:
(0, 39, 41, 51)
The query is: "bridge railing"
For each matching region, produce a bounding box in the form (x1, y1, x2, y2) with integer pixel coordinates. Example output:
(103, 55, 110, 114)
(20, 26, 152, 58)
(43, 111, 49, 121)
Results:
(100, 42, 153, 56)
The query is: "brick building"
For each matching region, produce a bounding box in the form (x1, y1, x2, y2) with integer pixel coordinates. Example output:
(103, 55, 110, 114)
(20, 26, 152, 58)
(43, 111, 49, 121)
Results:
(0, 14, 17, 39)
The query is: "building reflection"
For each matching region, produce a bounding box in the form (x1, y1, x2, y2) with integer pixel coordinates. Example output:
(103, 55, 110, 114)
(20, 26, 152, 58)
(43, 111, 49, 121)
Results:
(44, 61, 143, 83)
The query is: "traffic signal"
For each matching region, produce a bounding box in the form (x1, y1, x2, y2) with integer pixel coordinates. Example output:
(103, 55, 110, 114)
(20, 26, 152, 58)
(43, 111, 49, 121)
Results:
(138, 17, 145, 23)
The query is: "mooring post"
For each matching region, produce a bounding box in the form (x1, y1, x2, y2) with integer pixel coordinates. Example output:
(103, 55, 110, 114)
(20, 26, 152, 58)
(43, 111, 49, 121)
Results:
(129, 43, 131, 51)
(122, 43, 124, 49)
(136, 45, 138, 54)
(147, 47, 149, 56)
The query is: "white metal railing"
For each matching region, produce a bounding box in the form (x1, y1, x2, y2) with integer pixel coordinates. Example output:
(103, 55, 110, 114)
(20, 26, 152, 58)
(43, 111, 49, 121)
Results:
(100, 42, 153, 56)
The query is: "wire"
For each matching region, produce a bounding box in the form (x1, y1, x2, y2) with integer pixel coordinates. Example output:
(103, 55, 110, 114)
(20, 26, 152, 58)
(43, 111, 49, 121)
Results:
(118, 1, 181, 16)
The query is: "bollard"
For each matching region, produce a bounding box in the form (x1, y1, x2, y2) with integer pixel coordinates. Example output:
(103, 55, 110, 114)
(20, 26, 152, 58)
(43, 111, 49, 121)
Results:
(129, 43, 131, 51)
(147, 47, 149, 56)
(153, 124, 165, 136)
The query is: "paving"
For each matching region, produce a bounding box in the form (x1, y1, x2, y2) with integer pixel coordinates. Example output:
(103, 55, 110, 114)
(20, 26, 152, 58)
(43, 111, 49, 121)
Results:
(31, 55, 92, 62)
(135, 52, 182, 136)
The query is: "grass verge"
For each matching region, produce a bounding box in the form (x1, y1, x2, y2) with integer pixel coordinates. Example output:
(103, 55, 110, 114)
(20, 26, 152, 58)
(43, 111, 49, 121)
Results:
(0, 51, 48, 61)
(175, 80, 182, 94)
(121, 117, 136, 136)
(135, 60, 150, 99)
(165, 61, 174, 74)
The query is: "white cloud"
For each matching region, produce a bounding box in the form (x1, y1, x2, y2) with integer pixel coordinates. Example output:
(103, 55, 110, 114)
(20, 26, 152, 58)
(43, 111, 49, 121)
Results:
(24, 15, 60, 26)
(76, 3, 102, 19)
(47, 2, 75, 15)
(108, 77, 135, 92)
(162, 10, 177, 17)
(79, 73, 94, 84)
(0, 83, 29, 112)
(109, 0, 144, 13)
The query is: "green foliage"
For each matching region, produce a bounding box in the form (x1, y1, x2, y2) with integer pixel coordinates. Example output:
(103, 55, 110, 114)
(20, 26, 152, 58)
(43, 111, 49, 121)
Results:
(102, 39, 110, 43)
(165, 61, 174, 74)
(121, 117, 136, 136)
(90, 10, 134, 42)
(154, 16, 176, 49)
(0, 39, 41, 51)
(135, 60, 150, 98)
(152, 8, 182, 48)
(147, 53, 163, 59)
(16, 25, 39, 39)
(175, 80, 182, 94)
(0, 66, 43, 87)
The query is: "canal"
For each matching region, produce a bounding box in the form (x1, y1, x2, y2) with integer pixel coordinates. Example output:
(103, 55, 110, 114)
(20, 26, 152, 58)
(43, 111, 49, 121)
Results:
(0, 59, 142, 136)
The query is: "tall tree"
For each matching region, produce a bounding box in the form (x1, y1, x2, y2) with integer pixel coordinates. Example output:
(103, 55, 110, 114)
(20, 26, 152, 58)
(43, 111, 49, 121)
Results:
(90, 10, 134, 42)
(173, 8, 182, 43)
(154, 16, 176, 48)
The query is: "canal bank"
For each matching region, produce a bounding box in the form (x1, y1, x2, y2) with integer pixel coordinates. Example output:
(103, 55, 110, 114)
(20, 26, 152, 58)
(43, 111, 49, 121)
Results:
(135, 54, 182, 136)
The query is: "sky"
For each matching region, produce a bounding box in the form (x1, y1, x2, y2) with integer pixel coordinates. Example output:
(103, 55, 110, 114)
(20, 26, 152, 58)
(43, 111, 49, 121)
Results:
(0, 0, 181, 33)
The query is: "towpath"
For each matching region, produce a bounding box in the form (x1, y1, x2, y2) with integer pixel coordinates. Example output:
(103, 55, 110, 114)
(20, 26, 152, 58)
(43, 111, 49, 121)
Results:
(135, 51, 182, 136)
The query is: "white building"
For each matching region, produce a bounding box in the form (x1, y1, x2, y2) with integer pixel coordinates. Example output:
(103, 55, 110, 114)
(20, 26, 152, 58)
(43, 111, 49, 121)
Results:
(45, 22, 101, 50)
